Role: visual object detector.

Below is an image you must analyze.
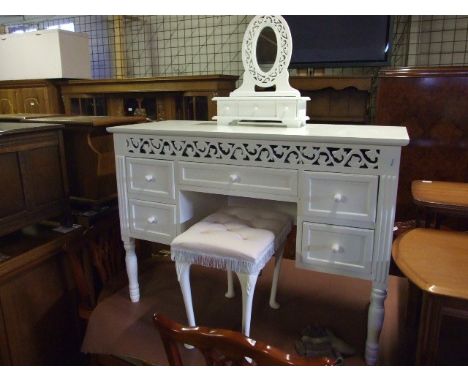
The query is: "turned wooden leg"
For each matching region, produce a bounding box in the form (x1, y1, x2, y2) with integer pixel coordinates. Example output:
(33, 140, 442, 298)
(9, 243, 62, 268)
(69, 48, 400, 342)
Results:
(235, 272, 259, 337)
(225, 270, 235, 298)
(123, 237, 140, 303)
(175, 262, 196, 327)
(365, 286, 387, 365)
(269, 246, 284, 309)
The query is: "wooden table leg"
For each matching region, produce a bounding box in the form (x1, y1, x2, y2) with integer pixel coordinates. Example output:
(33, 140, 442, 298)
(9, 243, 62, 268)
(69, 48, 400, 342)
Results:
(416, 293, 443, 365)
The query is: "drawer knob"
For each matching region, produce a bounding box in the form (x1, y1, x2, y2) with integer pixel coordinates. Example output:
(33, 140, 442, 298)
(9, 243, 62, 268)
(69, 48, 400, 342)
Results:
(147, 216, 158, 224)
(334, 193, 344, 202)
(229, 174, 241, 183)
(254, 106, 259, 112)
(331, 243, 342, 254)
(145, 174, 155, 182)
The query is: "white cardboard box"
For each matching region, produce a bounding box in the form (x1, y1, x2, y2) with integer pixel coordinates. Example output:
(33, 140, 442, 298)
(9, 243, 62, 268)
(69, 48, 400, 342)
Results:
(0, 29, 91, 80)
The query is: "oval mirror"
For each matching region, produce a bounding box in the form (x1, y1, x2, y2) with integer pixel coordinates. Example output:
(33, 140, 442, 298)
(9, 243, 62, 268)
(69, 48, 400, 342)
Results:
(256, 26, 277, 73)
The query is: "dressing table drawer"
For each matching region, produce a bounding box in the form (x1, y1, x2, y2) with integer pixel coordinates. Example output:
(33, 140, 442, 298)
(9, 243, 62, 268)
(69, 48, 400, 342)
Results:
(178, 162, 298, 198)
(128, 199, 176, 243)
(299, 171, 378, 228)
(238, 101, 276, 118)
(126, 158, 175, 202)
(298, 222, 374, 278)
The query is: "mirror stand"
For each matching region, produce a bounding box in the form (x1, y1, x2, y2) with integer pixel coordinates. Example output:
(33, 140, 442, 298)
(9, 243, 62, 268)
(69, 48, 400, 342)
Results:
(213, 15, 310, 128)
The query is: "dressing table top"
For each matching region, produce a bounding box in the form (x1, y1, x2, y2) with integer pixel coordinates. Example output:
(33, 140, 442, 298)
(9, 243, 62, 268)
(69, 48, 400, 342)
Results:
(108, 120, 409, 147)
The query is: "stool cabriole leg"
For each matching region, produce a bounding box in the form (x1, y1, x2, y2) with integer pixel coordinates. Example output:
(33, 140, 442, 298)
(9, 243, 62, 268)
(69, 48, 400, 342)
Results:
(123, 238, 140, 303)
(269, 246, 285, 309)
(236, 272, 259, 337)
(225, 269, 235, 298)
(175, 262, 196, 327)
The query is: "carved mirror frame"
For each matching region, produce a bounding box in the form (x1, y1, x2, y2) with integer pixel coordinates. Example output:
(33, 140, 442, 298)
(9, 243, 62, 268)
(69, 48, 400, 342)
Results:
(232, 15, 299, 97)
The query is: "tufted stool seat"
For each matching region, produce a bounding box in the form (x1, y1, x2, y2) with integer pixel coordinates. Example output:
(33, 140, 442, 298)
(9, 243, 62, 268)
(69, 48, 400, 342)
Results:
(171, 206, 292, 337)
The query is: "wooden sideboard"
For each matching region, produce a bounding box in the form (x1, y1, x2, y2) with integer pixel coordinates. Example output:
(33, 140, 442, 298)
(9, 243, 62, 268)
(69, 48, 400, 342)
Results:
(0, 80, 63, 115)
(59, 75, 238, 121)
(375, 66, 468, 221)
(290, 75, 373, 124)
(0, 75, 374, 124)
(0, 122, 71, 237)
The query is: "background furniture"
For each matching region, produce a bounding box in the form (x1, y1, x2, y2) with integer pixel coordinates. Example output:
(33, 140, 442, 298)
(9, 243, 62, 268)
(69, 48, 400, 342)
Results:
(109, 119, 408, 365)
(375, 66, 468, 221)
(412, 180, 468, 228)
(153, 312, 334, 366)
(0, 113, 62, 121)
(0, 223, 83, 365)
(0, 80, 63, 114)
(24, 115, 147, 206)
(290, 75, 372, 124)
(59, 76, 238, 120)
(0, 122, 71, 237)
(392, 228, 468, 365)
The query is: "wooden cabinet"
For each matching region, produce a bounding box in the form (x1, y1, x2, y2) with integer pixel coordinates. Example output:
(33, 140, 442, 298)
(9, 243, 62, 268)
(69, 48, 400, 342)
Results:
(375, 66, 468, 220)
(290, 76, 373, 124)
(7, 115, 145, 206)
(0, 224, 83, 365)
(24, 115, 146, 206)
(59, 75, 238, 121)
(0, 122, 70, 237)
(0, 80, 63, 115)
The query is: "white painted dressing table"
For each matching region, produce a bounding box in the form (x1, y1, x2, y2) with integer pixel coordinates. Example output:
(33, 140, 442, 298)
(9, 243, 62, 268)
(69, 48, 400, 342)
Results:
(108, 119, 409, 365)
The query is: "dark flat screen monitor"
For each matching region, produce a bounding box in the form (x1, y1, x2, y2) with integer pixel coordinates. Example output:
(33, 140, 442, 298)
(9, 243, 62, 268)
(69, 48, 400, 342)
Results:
(283, 15, 392, 67)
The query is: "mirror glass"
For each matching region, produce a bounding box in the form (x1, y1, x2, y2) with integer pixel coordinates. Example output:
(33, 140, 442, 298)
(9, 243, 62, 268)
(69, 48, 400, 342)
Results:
(256, 26, 277, 73)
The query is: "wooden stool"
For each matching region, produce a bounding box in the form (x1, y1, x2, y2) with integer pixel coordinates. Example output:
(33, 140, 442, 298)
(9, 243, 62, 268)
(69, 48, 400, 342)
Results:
(392, 228, 468, 365)
(171, 207, 292, 337)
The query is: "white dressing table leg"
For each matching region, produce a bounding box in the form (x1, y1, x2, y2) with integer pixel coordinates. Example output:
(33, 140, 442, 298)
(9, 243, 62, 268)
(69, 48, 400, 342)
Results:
(269, 246, 284, 309)
(123, 238, 139, 303)
(236, 272, 259, 337)
(365, 286, 387, 365)
(175, 262, 196, 327)
(225, 270, 235, 298)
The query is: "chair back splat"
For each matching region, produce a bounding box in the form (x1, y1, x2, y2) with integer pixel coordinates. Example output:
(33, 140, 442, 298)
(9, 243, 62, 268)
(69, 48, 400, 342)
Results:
(153, 313, 335, 366)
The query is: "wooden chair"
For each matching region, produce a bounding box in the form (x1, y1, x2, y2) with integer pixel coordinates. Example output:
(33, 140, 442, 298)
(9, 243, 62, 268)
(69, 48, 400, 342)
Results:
(66, 210, 126, 321)
(153, 313, 335, 366)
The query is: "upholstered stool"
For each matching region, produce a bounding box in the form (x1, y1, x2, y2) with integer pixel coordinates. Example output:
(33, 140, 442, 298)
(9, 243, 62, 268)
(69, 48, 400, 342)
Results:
(171, 206, 292, 337)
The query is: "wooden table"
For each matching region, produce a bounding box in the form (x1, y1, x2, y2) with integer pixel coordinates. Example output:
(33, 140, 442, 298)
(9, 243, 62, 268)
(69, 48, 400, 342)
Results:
(412, 180, 468, 227)
(392, 228, 468, 364)
(0, 113, 62, 121)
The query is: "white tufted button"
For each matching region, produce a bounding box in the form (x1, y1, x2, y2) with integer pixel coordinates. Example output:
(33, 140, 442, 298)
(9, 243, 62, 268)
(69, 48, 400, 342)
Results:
(334, 193, 344, 202)
(229, 174, 241, 183)
(145, 174, 155, 182)
(331, 243, 342, 254)
(147, 216, 158, 224)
